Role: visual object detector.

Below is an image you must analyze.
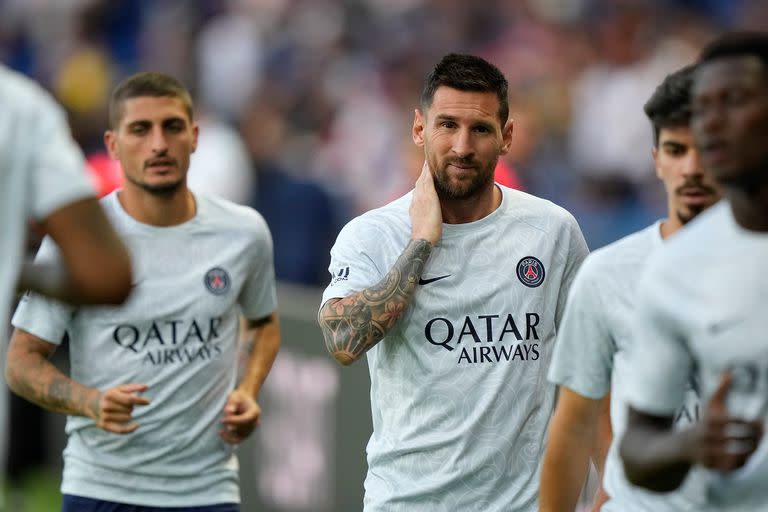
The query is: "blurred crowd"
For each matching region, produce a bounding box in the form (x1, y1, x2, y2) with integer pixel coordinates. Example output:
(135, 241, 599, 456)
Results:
(2, 0, 766, 277)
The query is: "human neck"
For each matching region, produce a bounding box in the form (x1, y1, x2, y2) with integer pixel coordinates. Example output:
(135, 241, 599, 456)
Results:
(118, 185, 196, 227)
(659, 216, 683, 240)
(439, 183, 502, 224)
(727, 184, 768, 232)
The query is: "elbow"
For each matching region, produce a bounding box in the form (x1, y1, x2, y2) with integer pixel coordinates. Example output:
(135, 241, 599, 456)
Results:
(623, 465, 685, 493)
(321, 331, 360, 367)
(79, 255, 133, 305)
(620, 436, 685, 493)
(4, 362, 23, 397)
(619, 434, 646, 487)
(99, 254, 133, 304)
(332, 350, 358, 367)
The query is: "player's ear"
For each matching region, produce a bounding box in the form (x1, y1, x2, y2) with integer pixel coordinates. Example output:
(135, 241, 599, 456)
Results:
(104, 130, 119, 160)
(500, 119, 514, 155)
(412, 108, 425, 147)
(191, 122, 199, 154)
(652, 146, 662, 179)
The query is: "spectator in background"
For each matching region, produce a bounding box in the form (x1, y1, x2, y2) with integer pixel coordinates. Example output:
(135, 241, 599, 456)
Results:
(241, 98, 344, 286)
(187, 109, 255, 205)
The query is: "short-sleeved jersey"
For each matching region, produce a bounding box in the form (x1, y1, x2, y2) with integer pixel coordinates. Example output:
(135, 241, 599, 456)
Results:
(12, 191, 277, 507)
(548, 222, 706, 511)
(625, 201, 768, 510)
(0, 65, 94, 342)
(321, 185, 588, 512)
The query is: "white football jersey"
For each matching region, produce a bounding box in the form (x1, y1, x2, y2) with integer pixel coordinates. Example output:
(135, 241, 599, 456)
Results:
(13, 191, 277, 507)
(626, 201, 768, 511)
(322, 185, 588, 511)
(548, 221, 707, 511)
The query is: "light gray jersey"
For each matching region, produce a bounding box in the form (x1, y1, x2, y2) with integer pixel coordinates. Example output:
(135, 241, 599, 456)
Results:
(625, 201, 768, 511)
(0, 65, 94, 343)
(548, 222, 706, 511)
(321, 185, 588, 512)
(12, 191, 277, 507)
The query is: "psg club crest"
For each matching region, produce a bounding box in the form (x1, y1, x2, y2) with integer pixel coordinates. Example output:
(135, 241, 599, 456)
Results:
(204, 267, 231, 295)
(516, 256, 545, 288)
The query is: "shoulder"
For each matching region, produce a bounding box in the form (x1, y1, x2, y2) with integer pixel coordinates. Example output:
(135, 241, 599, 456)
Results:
(647, 203, 727, 274)
(0, 66, 65, 126)
(581, 223, 658, 273)
(499, 186, 581, 234)
(197, 194, 271, 238)
(337, 192, 411, 240)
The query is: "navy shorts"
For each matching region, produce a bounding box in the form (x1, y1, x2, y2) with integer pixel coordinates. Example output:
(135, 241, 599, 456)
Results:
(62, 495, 240, 512)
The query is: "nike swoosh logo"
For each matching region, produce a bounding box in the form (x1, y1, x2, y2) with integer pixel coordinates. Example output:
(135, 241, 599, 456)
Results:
(419, 274, 451, 285)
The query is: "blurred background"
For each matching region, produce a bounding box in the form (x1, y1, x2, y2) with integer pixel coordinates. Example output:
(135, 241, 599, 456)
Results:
(1, 0, 765, 510)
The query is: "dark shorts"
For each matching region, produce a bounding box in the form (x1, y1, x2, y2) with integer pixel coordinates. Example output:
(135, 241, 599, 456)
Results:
(62, 495, 240, 512)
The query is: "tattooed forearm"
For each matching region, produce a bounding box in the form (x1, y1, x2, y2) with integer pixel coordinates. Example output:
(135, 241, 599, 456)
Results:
(45, 376, 98, 417)
(319, 239, 433, 365)
(5, 333, 99, 419)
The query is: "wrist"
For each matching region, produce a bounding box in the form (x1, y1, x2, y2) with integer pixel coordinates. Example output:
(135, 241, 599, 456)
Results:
(85, 389, 102, 420)
(409, 237, 435, 248)
(237, 379, 260, 400)
(676, 427, 699, 465)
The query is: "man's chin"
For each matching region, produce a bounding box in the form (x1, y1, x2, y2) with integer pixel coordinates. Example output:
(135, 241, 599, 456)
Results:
(140, 179, 185, 196)
(677, 205, 708, 225)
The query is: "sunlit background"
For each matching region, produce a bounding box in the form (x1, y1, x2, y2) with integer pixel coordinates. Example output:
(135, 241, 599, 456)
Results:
(1, 0, 765, 510)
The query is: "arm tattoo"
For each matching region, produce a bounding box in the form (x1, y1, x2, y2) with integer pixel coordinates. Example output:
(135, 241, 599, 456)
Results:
(9, 342, 97, 418)
(319, 239, 432, 364)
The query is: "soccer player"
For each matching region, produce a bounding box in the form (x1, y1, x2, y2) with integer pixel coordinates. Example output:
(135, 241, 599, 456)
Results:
(318, 53, 588, 511)
(620, 31, 768, 510)
(540, 65, 721, 511)
(0, 64, 132, 340)
(4, 72, 280, 512)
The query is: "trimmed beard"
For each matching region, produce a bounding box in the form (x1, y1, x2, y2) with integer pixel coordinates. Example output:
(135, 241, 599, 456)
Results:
(431, 157, 497, 200)
(124, 174, 185, 196)
(677, 204, 706, 226)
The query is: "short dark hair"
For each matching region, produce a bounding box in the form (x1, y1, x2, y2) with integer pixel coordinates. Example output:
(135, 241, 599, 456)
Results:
(420, 54, 509, 124)
(108, 72, 194, 128)
(699, 31, 768, 68)
(643, 65, 695, 147)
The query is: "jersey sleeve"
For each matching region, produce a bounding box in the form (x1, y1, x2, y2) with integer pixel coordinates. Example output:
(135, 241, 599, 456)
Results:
(238, 213, 278, 321)
(548, 255, 614, 399)
(623, 258, 693, 416)
(554, 212, 590, 329)
(320, 216, 386, 307)
(11, 236, 75, 345)
(27, 91, 95, 220)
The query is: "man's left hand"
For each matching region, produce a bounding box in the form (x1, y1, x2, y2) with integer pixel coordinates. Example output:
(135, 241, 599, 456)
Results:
(219, 388, 261, 444)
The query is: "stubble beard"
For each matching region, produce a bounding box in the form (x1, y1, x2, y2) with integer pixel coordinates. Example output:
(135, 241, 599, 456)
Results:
(677, 205, 704, 226)
(430, 156, 496, 201)
(125, 174, 185, 197)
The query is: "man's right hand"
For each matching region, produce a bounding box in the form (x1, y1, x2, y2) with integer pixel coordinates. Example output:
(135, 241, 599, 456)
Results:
(410, 161, 442, 245)
(686, 373, 763, 471)
(92, 383, 151, 434)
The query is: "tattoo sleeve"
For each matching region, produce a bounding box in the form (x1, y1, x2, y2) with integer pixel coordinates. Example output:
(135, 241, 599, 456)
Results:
(319, 239, 432, 365)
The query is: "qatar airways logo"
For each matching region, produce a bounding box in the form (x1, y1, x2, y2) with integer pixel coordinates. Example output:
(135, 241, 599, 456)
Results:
(424, 312, 541, 364)
(112, 317, 224, 366)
